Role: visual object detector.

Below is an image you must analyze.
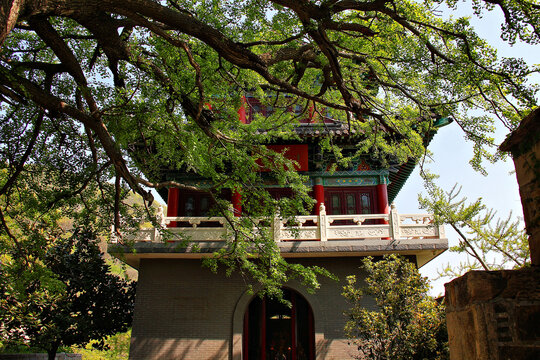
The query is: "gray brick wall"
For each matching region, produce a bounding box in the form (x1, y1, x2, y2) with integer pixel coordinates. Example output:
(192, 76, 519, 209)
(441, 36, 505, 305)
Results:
(129, 257, 373, 359)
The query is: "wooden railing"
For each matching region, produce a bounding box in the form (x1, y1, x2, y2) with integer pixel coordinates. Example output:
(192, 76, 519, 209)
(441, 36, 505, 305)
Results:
(116, 204, 445, 243)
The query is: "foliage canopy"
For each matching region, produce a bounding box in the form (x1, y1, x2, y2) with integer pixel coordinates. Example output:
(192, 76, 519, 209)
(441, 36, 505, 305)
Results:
(0, 0, 538, 293)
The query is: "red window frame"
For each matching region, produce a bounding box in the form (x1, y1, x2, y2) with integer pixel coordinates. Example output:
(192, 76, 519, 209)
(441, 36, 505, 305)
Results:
(323, 187, 378, 215)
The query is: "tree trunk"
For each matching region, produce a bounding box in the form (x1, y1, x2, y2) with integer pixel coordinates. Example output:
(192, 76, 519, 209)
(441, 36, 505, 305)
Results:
(47, 343, 59, 360)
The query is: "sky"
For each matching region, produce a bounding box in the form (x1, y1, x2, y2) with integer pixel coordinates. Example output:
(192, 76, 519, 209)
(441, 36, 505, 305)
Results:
(395, 117, 523, 295)
(394, 4, 539, 295)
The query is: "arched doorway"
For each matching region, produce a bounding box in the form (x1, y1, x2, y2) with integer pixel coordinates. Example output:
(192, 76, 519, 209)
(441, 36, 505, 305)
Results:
(243, 288, 314, 360)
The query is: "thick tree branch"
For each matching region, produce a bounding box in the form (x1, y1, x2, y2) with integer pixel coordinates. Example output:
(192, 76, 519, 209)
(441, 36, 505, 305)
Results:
(451, 223, 490, 271)
(0, 67, 154, 205)
(0, 0, 25, 46)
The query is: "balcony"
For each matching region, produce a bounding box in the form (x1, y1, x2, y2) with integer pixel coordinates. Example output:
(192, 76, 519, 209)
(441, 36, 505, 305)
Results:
(110, 204, 447, 268)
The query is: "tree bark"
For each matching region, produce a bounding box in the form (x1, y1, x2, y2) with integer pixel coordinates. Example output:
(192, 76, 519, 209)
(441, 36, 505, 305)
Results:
(47, 344, 59, 360)
(0, 0, 25, 46)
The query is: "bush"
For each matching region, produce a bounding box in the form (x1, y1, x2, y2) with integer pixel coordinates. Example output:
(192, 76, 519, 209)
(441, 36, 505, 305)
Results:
(343, 255, 448, 360)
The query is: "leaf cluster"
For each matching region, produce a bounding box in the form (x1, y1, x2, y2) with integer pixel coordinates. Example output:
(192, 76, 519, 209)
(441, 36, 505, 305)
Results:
(343, 254, 448, 360)
(418, 173, 530, 277)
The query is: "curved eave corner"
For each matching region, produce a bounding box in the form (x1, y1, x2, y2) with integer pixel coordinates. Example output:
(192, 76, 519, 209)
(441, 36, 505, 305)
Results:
(388, 117, 453, 203)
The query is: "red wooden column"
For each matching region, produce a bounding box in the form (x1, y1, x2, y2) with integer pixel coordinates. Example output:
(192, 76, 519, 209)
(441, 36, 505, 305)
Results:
(376, 178, 390, 225)
(231, 97, 244, 216)
(167, 187, 180, 227)
(232, 190, 242, 217)
(313, 177, 324, 215)
(308, 101, 316, 123)
(238, 95, 247, 124)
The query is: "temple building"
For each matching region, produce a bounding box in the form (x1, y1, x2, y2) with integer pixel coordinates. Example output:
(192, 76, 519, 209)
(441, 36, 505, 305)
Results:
(111, 95, 449, 359)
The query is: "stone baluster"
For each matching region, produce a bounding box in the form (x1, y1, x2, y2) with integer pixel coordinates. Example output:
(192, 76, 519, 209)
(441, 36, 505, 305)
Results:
(157, 206, 165, 226)
(437, 223, 445, 238)
(154, 206, 165, 242)
(319, 203, 328, 241)
(389, 203, 400, 239)
(110, 225, 117, 243)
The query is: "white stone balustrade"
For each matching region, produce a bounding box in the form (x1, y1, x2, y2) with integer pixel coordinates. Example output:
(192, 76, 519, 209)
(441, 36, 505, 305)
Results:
(115, 204, 445, 244)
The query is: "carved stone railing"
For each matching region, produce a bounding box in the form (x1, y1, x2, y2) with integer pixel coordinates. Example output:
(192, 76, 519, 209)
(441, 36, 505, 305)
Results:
(116, 204, 445, 243)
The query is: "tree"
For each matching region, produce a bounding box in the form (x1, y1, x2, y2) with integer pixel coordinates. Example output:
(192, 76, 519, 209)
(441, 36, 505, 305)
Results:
(0, 228, 136, 360)
(0, 166, 137, 359)
(343, 254, 448, 360)
(418, 174, 530, 278)
(0, 0, 538, 294)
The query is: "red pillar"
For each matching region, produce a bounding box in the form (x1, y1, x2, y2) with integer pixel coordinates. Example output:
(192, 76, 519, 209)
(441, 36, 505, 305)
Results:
(232, 190, 242, 217)
(238, 95, 247, 124)
(377, 182, 389, 224)
(313, 179, 324, 215)
(167, 187, 180, 227)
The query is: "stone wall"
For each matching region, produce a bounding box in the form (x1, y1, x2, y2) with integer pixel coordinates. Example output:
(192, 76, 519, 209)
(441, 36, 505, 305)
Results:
(445, 108, 540, 360)
(500, 107, 540, 265)
(0, 354, 81, 360)
(445, 268, 540, 360)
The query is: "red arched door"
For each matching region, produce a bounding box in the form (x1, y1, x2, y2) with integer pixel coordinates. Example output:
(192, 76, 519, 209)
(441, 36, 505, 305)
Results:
(243, 289, 314, 360)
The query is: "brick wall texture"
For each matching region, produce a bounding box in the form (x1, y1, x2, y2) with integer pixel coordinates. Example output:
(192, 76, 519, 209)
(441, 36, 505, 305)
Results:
(129, 257, 375, 359)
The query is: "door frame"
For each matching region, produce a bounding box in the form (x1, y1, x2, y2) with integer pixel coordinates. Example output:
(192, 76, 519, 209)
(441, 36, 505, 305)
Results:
(242, 288, 315, 360)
